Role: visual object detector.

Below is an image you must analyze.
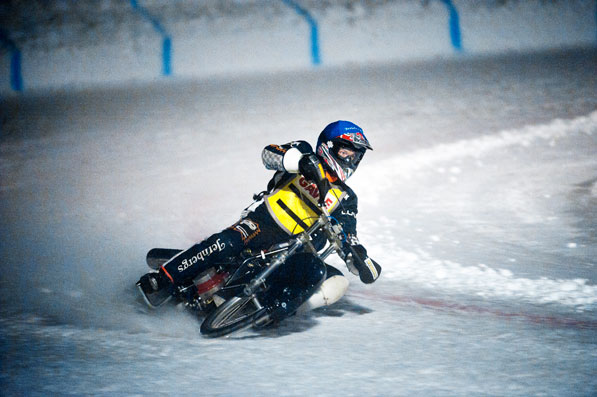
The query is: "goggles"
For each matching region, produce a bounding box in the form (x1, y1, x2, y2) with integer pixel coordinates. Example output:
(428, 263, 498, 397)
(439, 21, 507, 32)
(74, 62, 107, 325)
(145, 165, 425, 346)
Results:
(332, 140, 366, 168)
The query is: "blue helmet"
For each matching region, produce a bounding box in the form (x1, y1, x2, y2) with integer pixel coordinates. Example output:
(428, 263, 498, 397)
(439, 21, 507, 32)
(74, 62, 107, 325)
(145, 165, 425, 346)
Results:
(316, 120, 373, 181)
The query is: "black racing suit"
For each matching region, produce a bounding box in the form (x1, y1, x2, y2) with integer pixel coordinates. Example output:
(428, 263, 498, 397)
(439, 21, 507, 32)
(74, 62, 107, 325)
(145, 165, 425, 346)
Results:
(160, 141, 375, 315)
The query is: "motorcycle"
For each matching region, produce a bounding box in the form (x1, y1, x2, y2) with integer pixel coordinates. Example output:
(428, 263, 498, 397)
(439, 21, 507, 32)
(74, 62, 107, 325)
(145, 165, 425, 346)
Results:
(137, 208, 350, 338)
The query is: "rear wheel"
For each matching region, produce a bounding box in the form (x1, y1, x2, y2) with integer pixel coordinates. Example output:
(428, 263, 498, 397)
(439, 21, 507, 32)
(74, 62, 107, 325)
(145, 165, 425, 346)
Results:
(200, 295, 270, 338)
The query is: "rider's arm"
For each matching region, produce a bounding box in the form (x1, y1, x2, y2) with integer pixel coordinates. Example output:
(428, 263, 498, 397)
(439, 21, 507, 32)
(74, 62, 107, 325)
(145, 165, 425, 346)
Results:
(262, 140, 329, 203)
(335, 192, 382, 284)
(262, 141, 313, 172)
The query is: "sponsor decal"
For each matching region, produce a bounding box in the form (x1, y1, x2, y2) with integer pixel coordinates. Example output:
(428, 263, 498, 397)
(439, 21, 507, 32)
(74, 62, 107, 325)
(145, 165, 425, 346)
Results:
(241, 219, 258, 231)
(297, 176, 320, 200)
(233, 219, 261, 243)
(269, 144, 288, 154)
(341, 209, 357, 218)
(177, 239, 225, 272)
(339, 132, 368, 147)
(365, 257, 379, 279)
(296, 176, 342, 211)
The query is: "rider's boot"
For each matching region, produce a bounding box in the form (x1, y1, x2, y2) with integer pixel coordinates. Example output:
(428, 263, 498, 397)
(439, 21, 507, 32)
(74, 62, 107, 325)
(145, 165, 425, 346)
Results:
(137, 269, 173, 308)
(138, 270, 169, 293)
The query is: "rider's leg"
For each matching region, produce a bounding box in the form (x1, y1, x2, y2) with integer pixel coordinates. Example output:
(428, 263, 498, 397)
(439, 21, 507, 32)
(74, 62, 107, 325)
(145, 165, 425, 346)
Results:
(155, 207, 279, 290)
(139, 203, 286, 298)
(160, 228, 243, 287)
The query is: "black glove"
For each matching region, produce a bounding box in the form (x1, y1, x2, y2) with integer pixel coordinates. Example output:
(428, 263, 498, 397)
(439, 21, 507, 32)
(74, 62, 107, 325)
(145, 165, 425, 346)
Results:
(344, 244, 382, 284)
(298, 153, 330, 205)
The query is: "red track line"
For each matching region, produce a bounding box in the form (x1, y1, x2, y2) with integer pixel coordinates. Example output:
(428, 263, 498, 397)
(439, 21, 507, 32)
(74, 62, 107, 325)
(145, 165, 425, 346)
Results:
(349, 290, 597, 330)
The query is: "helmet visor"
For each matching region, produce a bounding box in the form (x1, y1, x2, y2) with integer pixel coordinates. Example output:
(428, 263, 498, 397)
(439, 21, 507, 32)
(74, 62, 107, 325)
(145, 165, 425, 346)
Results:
(332, 140, 366, 170)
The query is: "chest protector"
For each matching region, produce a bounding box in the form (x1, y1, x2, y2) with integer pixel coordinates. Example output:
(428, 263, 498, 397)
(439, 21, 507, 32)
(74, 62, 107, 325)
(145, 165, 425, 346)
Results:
(265, 175, 346, 235)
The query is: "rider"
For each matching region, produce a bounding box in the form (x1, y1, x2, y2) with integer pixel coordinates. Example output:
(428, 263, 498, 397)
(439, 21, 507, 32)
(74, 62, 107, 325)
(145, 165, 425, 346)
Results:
(138, 120, 382, 318)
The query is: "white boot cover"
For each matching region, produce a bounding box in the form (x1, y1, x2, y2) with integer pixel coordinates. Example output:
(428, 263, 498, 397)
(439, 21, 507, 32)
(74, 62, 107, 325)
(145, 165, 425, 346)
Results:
(297, 275, 349, 314)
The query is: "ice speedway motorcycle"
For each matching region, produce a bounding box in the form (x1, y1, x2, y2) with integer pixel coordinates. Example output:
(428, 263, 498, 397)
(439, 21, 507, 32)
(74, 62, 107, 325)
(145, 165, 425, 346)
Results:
(137, 208, 359, 338)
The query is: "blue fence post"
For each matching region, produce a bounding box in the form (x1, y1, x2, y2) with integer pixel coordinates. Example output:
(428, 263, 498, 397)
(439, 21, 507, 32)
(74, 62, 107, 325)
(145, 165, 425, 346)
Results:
(281, 0, 321, 66)
(130, 0, 172, 76)
(163, 37, 172, 76)
(10, 48, 23, 91)
(439, 0, 463, 52)
(0, 29, 23, 92)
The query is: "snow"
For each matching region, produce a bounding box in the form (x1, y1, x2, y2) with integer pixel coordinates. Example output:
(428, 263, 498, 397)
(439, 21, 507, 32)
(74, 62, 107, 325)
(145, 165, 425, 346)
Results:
(1, 1, 597, 395)
(1, 48, 596, 396)
(1, 0, 596, 93)
(356, 110, 597, 310)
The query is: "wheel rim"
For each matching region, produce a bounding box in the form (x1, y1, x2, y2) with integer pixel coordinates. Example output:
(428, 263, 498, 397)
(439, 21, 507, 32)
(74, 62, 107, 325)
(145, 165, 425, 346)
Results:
(211, 296, 255, 328)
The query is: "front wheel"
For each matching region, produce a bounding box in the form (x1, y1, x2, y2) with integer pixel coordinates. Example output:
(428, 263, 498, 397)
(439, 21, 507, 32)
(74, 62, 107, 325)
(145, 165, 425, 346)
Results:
(200, 295, 270, 338)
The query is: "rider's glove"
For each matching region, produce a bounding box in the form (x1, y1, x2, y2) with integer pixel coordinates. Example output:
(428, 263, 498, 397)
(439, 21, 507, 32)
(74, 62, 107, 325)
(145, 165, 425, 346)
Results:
(298, 153, 330, 205)
(343, 244, 382, 284)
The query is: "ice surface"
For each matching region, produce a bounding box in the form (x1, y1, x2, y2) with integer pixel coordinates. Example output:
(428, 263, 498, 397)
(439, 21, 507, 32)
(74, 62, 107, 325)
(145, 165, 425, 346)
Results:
(1, 49, 596, 396)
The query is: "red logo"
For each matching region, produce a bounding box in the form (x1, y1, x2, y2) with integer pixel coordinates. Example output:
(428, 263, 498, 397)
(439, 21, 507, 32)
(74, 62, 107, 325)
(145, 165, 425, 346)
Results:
(339, 132, 367, 145)
(298, 177, 320, 199)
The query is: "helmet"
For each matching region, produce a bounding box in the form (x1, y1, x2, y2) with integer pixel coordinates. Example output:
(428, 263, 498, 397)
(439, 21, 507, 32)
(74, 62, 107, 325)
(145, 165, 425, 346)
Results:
(316, 120, 372, 181)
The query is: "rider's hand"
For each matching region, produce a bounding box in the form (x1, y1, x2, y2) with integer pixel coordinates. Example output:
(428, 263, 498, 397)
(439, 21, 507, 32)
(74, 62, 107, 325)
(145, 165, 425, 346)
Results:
(344, 244, 382, 284)
(298, 153, 330, 205)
